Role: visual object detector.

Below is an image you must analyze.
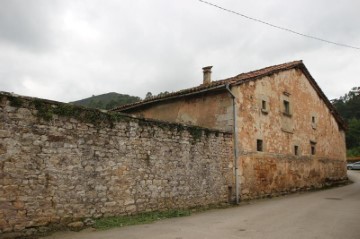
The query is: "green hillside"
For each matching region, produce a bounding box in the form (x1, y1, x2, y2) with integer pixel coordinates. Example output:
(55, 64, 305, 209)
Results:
(70, 92, 141, 110)
(332, 87, 360, 156)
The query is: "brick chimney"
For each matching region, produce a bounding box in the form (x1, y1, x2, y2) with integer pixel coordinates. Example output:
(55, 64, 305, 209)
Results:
(202, 66, 213, 84)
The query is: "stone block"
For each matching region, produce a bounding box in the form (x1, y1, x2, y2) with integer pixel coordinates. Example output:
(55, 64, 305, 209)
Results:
(124, 199, 135, 206)
(67, 221, 84, 230)
(126, 205, 136, 212)
(0, 130, 10, 138)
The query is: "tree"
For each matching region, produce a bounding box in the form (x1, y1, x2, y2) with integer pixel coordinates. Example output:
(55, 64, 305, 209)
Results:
(346, 118, 360, 149)
(157, 91, 169, 97)
(105, 99, 118, 110)
(145, 92, 153, 99)
(332, 87, 360, 156)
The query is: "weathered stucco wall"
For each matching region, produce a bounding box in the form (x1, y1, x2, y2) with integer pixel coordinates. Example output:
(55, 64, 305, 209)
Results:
(122, 91, 233, 131)
(233, 68, 347, 198)
(0, 93, 233, 233)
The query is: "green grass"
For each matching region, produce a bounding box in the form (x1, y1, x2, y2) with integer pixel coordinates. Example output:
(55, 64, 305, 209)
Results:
(94, 210, 192, 230)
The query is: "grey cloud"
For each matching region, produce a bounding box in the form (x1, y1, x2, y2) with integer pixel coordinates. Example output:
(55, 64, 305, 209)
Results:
(0, 0, 64, 51)
(0, 0, 359, 102)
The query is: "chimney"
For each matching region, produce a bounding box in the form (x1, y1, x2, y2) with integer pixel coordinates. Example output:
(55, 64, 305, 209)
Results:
(202, 66, 213, 84)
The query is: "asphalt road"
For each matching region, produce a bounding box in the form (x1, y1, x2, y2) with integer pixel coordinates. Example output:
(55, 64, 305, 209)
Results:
(43, 170, 360, 239)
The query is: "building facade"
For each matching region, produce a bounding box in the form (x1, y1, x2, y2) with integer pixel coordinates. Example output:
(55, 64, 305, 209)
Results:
(113, 60, 347, 199)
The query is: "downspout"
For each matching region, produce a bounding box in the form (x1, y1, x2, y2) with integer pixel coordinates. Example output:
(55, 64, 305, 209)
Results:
(225, 84, 240, 204)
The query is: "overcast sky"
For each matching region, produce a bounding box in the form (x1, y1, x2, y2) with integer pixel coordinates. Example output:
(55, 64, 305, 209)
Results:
(0, 0, 359, 102)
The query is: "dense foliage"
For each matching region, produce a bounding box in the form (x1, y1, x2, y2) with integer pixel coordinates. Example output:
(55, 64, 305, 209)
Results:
(71, 92, 141, 110)
(332, 87, 360, 156)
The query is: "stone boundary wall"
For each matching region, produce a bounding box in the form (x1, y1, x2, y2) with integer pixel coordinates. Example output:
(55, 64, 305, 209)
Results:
(0, 92, 233, 233)
(240, 153, 347, 200)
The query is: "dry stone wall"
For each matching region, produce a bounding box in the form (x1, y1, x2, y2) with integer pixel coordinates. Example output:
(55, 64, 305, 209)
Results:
(0, 92, 233, 234)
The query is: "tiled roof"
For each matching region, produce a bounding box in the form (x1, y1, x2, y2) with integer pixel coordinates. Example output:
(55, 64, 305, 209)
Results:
(111, 60, 346, 130)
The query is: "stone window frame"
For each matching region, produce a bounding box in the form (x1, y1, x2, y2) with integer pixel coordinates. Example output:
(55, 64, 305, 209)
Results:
(256, 139, 264, 152)
(311, 114, 317, 129)
(283, 100, 291, 116)
(294, 145, 300, 156)
(261, 100, 268, 113)
(310, 141, 317, 155)
(258, 94, 269, 115)
(281, 92, 292, 117)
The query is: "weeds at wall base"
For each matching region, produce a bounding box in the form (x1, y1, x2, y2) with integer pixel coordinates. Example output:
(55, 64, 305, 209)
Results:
(94, 209, 192, 230)
(93, 204, 234, 231)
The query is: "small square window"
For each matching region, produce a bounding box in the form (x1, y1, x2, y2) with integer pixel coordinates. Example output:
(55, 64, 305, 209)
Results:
(283, 100, 290, 115)
(294, 145, 299, 156)
(257, 139, 263, 152)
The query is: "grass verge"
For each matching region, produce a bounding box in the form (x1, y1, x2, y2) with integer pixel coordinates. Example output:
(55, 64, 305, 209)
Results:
(94, 210, 192, 230)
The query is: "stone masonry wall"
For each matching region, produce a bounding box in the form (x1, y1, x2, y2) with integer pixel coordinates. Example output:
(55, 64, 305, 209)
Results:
(233, 68, 347, 199)
(0, 92, 233, 233)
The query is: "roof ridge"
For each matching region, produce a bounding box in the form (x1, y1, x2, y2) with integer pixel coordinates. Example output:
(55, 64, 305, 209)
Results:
(215, 60, 303, 84)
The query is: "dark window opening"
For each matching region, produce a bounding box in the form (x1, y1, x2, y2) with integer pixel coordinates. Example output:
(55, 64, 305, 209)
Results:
(283, 100, 290, 115)
(262, 100, 267, 110)
(311, 116, 317, 129)
(261, 100, 268, 114)
(294, 145, 299, 156)
(257, 139, 263, 152)
(311, 144, 316, 155)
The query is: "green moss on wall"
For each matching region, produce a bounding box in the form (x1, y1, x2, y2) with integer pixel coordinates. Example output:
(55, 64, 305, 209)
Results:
(30, 99, 129, 127)
(189, 127, 203, 142)
(33, 100, 53, 121)
(8, 96, 23, 108)
(3, 95, 226, 138)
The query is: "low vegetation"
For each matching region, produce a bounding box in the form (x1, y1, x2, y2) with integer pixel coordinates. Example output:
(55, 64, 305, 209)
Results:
(94, 210, 192, 230)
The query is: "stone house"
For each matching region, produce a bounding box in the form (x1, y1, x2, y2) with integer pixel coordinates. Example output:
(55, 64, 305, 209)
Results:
(112, 60, 347, 201)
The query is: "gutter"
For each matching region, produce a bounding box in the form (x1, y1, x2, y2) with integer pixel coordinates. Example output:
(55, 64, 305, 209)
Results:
(225, 84, 240, 204)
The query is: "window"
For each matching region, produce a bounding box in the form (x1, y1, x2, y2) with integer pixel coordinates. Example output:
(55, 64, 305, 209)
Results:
(259, 96, 269, 114)
(294, 145, 299, 156)
(311, 145, 316, 155)
(257, 139, 263, 152)
(261, 100, 268, 114)
(262, 100, 267, 110)
(283, 100, 290, 115)
(311, 116, 317, 129)
(310, 142, 316, 155)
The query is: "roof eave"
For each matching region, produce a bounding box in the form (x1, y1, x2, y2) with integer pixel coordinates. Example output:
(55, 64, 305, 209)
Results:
(113, 84, 228, 112)
(297, 64, 347, 131)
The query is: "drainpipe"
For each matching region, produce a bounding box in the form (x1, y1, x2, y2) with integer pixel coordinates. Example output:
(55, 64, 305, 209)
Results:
(225, 84, 240, 204)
